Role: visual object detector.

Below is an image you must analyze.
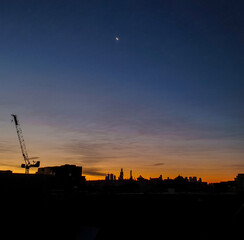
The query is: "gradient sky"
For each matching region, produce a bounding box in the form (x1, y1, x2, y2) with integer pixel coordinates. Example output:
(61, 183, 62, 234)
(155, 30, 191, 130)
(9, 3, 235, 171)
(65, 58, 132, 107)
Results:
(0, 0, 244, 182)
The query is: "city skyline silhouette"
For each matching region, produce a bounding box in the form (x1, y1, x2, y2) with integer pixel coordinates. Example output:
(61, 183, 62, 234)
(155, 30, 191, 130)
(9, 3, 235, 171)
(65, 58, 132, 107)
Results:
(0, 164, 243, 240)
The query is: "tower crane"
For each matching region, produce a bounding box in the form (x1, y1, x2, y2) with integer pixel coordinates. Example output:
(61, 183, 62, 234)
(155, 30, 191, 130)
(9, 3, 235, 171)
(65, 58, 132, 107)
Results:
(11, 114, 40, 174)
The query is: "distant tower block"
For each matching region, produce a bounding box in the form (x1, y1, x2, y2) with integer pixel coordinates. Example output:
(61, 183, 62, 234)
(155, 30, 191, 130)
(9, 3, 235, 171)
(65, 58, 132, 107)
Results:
(130, 170, 133, 180)
(119, 168, 124, 180)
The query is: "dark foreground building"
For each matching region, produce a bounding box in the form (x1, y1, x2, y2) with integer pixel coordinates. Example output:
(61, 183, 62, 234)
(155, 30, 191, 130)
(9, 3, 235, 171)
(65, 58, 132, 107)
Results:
(37, 164, 84, 182)
(235, 173, 244, 192)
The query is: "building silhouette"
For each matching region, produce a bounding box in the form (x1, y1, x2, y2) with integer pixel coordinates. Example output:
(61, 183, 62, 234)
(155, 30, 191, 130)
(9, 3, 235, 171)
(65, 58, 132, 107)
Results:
(118, 168, 124, 180)
(235, 173, 244, 192)
(105, 173, 116, 181)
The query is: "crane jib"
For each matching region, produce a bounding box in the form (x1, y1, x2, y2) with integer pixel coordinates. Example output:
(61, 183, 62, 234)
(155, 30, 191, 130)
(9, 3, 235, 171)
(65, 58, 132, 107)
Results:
(12, 114, 19, 126)
(11, 114, 40, 174)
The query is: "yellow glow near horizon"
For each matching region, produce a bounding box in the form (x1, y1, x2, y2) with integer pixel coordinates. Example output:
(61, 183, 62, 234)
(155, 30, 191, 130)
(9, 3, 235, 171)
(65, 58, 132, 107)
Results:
(1, 115, 243, 184)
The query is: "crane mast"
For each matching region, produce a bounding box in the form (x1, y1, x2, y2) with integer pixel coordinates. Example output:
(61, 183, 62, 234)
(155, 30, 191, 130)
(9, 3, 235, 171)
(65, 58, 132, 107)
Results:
(11, 114, 40, 174)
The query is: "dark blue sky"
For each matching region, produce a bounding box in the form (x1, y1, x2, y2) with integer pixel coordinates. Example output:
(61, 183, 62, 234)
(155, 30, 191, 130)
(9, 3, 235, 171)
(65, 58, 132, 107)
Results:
(1, 0, 244, 181)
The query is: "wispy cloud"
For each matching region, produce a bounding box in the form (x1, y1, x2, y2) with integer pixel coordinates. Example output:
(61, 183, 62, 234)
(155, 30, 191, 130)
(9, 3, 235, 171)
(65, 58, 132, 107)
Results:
(60, 139, 124, 165)
(0, 141, 18, 153)
(0, 162, 20, 168)
(15, 96, 244, 171)
(229, 164, 244, 169)
(83, 167, 107, 176)
(152, 162, 165, 166)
